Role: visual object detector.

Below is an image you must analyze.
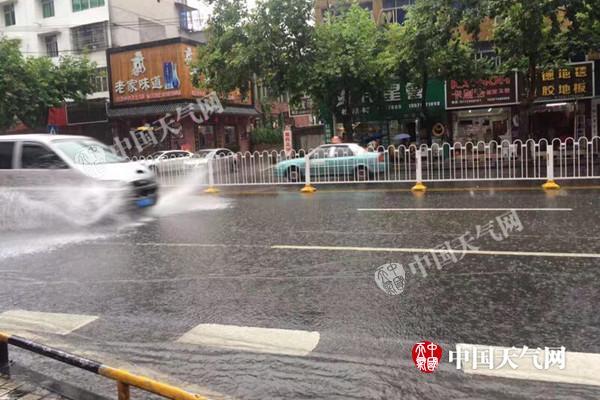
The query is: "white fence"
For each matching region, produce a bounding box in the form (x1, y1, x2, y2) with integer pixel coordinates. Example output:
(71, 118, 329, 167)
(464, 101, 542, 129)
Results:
(132, 137, 600, 188)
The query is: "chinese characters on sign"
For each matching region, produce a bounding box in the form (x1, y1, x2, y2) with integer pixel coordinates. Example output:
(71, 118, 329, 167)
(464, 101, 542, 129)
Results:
(450, 345, 566, 371)
(536, 62, 594, 101)
(446, 73, 518, 109)
(413, 341, 443, 373)
(283, 126, 293, 156)
(374, 210, 523, 296)
(109, 42, 199, 105)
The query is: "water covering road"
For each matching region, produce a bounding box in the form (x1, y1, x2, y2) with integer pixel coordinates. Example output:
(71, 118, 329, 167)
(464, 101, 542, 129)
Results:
(1, 184, 600, 399)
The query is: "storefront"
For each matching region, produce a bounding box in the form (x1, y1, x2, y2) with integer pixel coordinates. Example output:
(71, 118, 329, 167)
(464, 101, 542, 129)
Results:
(446, 73, 519, 143)
(532, 62, 595, 140)
(322, 78, 447, 146)
(106, 38, 259, 155)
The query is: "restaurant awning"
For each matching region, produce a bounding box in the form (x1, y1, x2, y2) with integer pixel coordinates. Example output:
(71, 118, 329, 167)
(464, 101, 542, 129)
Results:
(106, 103, 261, 119)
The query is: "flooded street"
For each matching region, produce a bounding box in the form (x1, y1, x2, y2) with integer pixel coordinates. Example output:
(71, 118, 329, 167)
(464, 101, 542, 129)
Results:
(1, 186, 600, 399)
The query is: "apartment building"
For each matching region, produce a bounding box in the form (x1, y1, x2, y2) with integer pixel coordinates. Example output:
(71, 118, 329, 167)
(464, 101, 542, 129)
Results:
(0, 0, 203, 139)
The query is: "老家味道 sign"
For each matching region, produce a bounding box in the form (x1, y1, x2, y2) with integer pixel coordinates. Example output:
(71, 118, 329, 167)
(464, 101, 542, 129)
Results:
(108, 39, 206, 106)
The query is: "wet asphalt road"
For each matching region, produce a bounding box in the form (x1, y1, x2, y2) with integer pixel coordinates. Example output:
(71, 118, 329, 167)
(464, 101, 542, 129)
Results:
(1, 185, 600, 399)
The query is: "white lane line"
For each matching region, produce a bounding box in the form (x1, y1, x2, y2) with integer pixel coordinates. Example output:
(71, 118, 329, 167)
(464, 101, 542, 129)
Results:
(0, 310, 98, 335)
(456, 344, 600, 387)
(271, 245, 600, 259)
(357, 208, 573, 212)
(177, 324, 320, 357)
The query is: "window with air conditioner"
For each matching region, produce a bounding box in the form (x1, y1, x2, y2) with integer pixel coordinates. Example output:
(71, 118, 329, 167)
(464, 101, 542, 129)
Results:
(71, 22, 108, 52)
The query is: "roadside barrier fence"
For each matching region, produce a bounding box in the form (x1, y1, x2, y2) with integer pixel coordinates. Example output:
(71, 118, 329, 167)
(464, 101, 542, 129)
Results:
(0, 331, 206, 400)
(130, 137, 600, 191)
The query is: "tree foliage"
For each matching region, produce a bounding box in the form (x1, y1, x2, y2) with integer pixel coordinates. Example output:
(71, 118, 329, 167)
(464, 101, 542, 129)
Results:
(0, 37, 96, 130)
(307, 4, 388, 140)
(194, 0, 253, 97)
(380, 0, 485, 142)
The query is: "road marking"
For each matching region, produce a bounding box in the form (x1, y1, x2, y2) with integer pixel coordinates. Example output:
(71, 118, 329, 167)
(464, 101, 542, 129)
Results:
(0, 310, 98, 335)
(456, 344, 600, 387)
(357, 208, 573, 212)
(178, 324, 320, 357)
(271, 245, 600, 259)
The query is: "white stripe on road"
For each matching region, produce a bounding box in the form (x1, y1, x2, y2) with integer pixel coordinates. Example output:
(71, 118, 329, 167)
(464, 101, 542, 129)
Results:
(178, 324, 320, 357)
(358, 208, 573, 212)
(0, 310, 98, 335)
(272, 245, 600, 259)
(456, 344, 600, 387)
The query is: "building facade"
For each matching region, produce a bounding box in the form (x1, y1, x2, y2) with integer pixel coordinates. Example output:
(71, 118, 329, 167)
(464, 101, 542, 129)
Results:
(1, 0, 203, 141)
(106, 38, 259, 155)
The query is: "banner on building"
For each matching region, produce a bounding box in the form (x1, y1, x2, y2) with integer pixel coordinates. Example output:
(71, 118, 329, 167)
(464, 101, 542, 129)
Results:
(446, 73, 519, 110)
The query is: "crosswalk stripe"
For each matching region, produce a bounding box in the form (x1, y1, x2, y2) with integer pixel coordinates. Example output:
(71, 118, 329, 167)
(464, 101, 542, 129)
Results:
(177, 324, 320, 357)
(0, 310, 98, 335)
(455, 343, 600, 387)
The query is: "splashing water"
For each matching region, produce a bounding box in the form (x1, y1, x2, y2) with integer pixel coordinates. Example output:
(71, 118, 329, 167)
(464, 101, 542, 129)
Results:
(151, 165, 230, 217)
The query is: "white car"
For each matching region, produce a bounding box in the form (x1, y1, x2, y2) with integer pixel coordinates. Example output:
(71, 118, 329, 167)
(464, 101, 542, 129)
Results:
(0, 134, 158, 209)
(145, 150, 193, 174)
(185, 148, 238, 172)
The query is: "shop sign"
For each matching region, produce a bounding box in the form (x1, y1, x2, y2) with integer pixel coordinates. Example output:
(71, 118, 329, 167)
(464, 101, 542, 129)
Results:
(345, 79, 445, 120)
(383, 79, 445, 118)
(446, 73, 518, 110)
(535, 62, 594, 102)
(283, 125, 293, 156)
(109, 42, 200, 105)
(290, 96, 314, 116)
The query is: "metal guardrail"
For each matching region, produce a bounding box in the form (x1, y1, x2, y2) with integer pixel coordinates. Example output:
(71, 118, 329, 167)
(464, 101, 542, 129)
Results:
(129, 137, 600, 191)
(0, 331, 206, 400)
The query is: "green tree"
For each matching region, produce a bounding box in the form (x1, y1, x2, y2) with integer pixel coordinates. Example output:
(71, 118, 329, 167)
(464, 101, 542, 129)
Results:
(0, 37, 96, 130)
(380, 0, 485, 144)
(308, 4, 388, 141)
(245, 0, 314, 103)
(467, 0, 600, 136)
(194, 0, 254, 98)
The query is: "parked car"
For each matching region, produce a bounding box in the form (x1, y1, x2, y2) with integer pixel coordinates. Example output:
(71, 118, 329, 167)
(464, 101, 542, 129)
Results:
(274, 144, 386, 182)
(145, 150, 193, 174)
(0, 134, 158, 209)
(184, 148, 238, 172)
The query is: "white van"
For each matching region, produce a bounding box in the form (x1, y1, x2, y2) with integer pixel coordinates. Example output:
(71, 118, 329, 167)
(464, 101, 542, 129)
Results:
(0, 134, 158, 209)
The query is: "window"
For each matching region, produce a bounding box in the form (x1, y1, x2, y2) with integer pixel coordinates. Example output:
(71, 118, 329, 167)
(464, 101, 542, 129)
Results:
(0, 142, 15, 169)
(196, 126, 214, 149)
(224, 126, 236, 146)
(310, 147, 331, 159)
(72, 0, 104, 12)
(4, 4, 15, 27)
(334, 146, 353, 157)
(92, 67, 108, 92)
(45, 35, 58, 58)
(71, 22, 108, 52)
(42, 0, 55, 18)
(21, 143, 68, 169)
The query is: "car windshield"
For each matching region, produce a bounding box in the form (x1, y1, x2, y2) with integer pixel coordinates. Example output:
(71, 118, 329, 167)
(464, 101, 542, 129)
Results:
(150, 152, 166, 158)
(54, 139, 128, 164)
